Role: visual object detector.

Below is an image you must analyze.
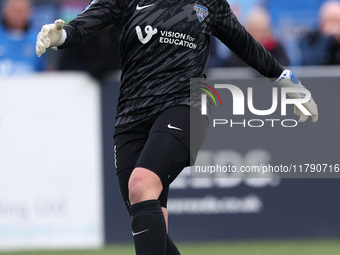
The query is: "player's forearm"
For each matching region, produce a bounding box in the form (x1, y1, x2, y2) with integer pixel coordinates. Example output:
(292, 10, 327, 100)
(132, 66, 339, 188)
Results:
(232, 30, 284, 79)
(212, 0, 284, 79)
(58, 0, 119, 49)
(222, 13, 284, 78)
(58, 21, 89, 49)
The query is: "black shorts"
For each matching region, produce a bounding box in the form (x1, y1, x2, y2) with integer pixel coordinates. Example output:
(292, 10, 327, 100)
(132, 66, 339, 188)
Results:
(114, 105, 208, 211)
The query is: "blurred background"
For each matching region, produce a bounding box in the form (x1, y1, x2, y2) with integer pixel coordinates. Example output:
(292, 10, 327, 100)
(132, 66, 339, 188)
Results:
(0, 0, 340, 254)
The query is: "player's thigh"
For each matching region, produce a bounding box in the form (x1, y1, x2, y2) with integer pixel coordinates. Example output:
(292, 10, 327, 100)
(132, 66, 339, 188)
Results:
(115, 133, 146, 212)
(135, 131, 190, 186)
(148, 105, 209, 167)
(135, 105, 209, 187)
(115, 123, 170, 213)
(115, 105, 208, 211)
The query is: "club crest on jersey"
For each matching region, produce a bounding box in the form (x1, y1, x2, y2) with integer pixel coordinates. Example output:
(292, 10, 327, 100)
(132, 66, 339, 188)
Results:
(193, 4, 209, 22)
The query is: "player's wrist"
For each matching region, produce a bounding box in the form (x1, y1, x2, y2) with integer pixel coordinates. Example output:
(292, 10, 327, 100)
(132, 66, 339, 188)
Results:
(51, 29, 67, 50)
(275, 69, 301, 87)
(274, 69, 307, 99)
(57, 29, 67, 46)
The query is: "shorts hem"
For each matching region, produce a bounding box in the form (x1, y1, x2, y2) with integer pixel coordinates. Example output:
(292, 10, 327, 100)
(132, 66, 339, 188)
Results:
(116, 164, 136, 175)
(134, 163, 169, 186)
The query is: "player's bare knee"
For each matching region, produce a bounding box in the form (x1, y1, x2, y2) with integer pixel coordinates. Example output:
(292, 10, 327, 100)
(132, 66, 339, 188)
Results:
(128, 175, 145, 204)
(128, 167, 163, 205)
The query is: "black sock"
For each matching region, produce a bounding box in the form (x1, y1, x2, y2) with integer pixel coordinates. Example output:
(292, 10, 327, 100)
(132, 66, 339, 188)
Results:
(130, 200, 167, 255)
(166, 234, 181, 255)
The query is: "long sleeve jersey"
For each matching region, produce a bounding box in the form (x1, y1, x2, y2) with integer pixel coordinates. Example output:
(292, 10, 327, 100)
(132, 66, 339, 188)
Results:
(60, 0, 284, 125)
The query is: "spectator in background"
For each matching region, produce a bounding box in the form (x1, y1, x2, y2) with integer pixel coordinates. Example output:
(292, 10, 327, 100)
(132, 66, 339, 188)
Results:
(227, 6, 290, 68)
(300, 1, 340, 65)
(0, 0, 46, 76)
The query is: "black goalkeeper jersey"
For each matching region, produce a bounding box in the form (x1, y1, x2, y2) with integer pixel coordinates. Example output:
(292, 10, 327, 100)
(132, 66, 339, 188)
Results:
(60, 0, 284, 126)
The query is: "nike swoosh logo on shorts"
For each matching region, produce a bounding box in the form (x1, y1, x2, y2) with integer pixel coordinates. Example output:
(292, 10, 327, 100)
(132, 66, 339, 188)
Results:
(136, 4, 154, 10)
(167, 124, 183, 131)
(132, 229, 149, 236)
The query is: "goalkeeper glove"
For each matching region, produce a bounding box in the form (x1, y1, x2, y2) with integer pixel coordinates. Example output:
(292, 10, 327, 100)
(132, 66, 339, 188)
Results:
(275, 70, 318, 123)
(36, 19, 66, 57)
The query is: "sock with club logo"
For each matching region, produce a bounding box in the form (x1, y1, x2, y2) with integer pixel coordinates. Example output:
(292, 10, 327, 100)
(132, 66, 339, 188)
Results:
(131, 200, 167, 255)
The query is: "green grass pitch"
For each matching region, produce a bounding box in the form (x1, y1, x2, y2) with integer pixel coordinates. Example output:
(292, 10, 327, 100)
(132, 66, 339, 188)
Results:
(0, 240, 339, 255)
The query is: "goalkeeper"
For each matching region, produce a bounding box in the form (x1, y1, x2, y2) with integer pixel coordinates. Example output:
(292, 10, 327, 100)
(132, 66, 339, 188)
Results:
(36, 1, 318, 254)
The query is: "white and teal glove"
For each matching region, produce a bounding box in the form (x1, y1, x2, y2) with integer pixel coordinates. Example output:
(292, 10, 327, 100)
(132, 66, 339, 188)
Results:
(36, 19, 66, 57)
(275, 70, 318, 123)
